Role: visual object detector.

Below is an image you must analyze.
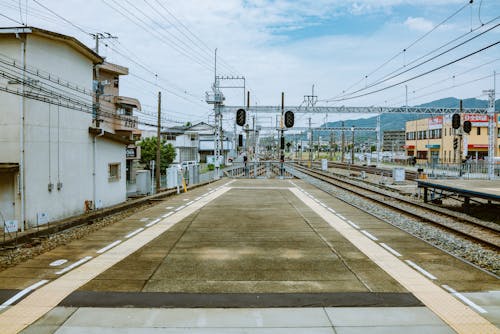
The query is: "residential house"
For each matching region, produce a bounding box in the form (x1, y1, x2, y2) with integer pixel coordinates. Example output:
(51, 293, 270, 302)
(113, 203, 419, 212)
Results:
(161, 122, 233, 164)
(0, 27, 133, 231)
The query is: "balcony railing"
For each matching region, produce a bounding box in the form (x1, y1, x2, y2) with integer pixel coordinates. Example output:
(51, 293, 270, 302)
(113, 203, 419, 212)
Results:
(114, 114, 138, 131)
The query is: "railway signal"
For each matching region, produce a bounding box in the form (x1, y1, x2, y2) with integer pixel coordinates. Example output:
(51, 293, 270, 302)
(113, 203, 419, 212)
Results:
(236, 108, 246, 126)
(452, 113, 460, 129)
(284, 110, 294, 128)
(463, 120, 472, 134)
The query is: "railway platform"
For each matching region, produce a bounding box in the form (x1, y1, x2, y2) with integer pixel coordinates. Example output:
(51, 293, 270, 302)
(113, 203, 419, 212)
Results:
(417, 179, 500, 204)
(0, 179, 498, 333)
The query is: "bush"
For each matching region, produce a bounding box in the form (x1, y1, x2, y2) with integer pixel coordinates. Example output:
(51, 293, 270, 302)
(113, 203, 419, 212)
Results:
(207, 164, 215, 171)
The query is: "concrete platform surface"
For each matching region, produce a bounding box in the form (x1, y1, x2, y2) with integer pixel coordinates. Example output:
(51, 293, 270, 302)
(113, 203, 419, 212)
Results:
(21, 306, 456, 334)
(0, 179, 497, 334)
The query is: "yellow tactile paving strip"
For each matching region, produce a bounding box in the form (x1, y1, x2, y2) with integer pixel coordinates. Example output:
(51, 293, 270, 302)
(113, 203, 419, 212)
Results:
(0, 184, 232, 334)
(290, 187, 500, 334)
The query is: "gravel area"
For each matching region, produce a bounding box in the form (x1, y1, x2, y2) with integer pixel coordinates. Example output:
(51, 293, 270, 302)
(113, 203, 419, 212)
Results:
(289, 168, 500, 276)
(0, 202, 157, 271)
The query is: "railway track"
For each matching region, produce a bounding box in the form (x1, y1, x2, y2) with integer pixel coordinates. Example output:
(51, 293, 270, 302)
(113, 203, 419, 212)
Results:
(309, 161, 419, 180)
(290, 163, 500, 251)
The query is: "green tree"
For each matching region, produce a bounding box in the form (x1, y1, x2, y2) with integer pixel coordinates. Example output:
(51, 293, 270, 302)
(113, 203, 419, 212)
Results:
(138, 137, 176, 172)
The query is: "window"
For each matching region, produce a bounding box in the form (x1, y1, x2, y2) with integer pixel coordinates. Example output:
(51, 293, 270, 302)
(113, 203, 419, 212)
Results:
(114, 76, 119, 88)
(108, 163, 121, 182)
(477, 127, 481, 135)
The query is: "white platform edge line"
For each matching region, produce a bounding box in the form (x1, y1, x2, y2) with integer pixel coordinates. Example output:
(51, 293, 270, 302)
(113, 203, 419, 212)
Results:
(361, 230, 378, 241)
(96, 240, 122, 254)
(0, 280, 49, 309)
(442, 285, 488, 314)
(380, 243, 402, 257)
(125, 228, 144, 239)
(55, 256, 93, 275)
(405, 260, 437, 280)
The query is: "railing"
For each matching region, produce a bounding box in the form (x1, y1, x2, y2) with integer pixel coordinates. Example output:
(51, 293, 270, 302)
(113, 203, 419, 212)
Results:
(113, 114, 139, 131)
(223, 161, 295, 179)
(418, 162, 500, 180)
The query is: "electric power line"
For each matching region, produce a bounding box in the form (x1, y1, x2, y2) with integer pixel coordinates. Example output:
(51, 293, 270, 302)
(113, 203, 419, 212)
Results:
(327, 40, 500, 102)
(328, 22, 500, 101)
(331, 1, 477, 99)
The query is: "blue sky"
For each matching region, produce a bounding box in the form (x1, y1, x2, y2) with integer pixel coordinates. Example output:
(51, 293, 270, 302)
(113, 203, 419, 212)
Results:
(0, 0, 499, 129)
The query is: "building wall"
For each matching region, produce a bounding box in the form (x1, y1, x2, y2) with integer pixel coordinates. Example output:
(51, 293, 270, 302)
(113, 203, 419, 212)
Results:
(0, 35, 23, 163)
(0, 173, 17, 223)
(405, 114, 499, 163)
(95, 137, 127, 208)
(382, 130, 405, 151)
(0, 32, 127, 228)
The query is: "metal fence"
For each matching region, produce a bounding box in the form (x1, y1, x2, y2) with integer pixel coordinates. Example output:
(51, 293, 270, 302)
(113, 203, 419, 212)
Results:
(223, 161, 295, 179)
(418, 162, 500, 180)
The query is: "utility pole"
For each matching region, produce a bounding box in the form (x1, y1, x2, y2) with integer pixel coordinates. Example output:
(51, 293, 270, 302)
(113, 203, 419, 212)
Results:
(329, 130, 334, 160)
(156, 91, 161, 193)
(308, 117, 312, 167)
(351, 126, 355, 164)
(91, 33, 117, 128)
(317, 134, 320, 160)
(341, 121, 345, 163)
(280, 92, 285, 176)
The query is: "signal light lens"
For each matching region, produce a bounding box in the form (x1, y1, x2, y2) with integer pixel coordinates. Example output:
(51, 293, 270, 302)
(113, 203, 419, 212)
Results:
(236, 109, 246, 126)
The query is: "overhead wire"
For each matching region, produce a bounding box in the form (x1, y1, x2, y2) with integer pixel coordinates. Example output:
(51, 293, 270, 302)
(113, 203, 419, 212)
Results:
(388, 72, 497, 107)
(145, 0, 237, 75)
(101, 0, 214, 72)
(18, 0, 211, 113)
(327, 22, 500, 101)
(379, 57, 500, 106)
(0, 11, 23, 24)
(331, 0, 472, 99)
(31, 0, 91, 36)
(326, 40, 500, 102)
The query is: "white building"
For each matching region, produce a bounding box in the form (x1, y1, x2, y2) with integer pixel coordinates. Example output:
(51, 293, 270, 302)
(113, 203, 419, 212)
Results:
(162, 122, 233, 164)
(0, 27, 131, 231)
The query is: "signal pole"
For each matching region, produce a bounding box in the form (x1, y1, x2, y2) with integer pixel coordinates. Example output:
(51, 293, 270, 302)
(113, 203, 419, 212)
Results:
(155, 91, 161, 193)
(341, 121, 345, 163)
(484, 87, 496, 180)
(205, 49, 225, 180)
(329, 130, 334, 160)
(308, 117, 312, 167)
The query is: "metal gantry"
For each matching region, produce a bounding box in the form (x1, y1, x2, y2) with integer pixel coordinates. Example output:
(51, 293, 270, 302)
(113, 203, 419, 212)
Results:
(220, 104, 491, 166)
(221, 105, 489, 114)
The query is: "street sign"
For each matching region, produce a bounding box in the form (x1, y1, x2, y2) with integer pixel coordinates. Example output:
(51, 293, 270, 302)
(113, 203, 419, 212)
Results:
(4, 220, 18, 233)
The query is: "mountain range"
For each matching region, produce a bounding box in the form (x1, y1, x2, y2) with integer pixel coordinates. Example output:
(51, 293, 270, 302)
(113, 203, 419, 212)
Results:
(296, 97, 499, 142)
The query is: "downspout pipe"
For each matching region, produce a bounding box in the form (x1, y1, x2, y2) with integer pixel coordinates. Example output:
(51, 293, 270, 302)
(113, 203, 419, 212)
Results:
(16, 32, 26, 231)
(93, 129, 104, 209)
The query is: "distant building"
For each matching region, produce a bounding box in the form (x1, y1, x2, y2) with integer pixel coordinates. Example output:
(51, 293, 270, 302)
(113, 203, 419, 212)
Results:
(382, 130, 405, 152)
(0, 27, 134, 231)
(161, 122, 233, 164)
(404, 114, 500, 163)
(97, 61, 142, 182)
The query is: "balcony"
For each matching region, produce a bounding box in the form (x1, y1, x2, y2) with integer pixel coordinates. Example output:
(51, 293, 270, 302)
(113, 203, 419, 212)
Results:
(114, 114, 138, 132)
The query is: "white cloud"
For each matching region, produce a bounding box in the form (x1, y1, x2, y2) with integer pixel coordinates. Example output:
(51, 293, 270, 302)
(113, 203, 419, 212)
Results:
(0, 0, 497, 129)
(404, 17, 435, 32)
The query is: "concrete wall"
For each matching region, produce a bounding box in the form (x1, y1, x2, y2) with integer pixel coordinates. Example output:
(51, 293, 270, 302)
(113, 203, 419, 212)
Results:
(95, 137, 127, 208)
(0, 35, 23, 164)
